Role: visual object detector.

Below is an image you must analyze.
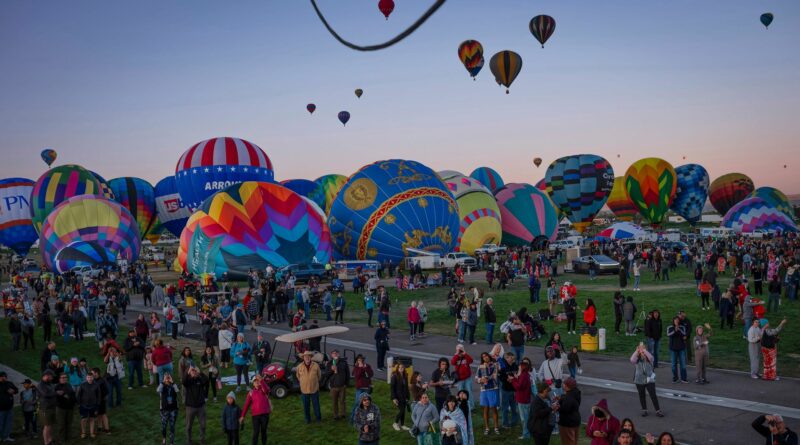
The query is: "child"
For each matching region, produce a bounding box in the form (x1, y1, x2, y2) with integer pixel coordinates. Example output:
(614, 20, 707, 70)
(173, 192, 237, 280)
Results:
(222, 391, 242, 445)
(441, 419, 463, 445)
(567, 346, 582, 379)
(20, 378, 38, 438)
(144, 346, 156, 385)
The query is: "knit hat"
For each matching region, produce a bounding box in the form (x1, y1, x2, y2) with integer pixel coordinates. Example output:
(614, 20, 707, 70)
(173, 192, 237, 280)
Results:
(226, 391, 236, 401)
(760, 319, 769, 328)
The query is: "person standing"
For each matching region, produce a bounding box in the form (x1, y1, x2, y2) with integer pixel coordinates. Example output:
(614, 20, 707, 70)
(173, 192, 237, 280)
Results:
(8, 314, 21, 351)
(508, 360, 532, 440)
(623, 297, 637, 336)
(529, 274, 541, 303)
(363, 291, 376, 327)
(484, 298, 497, 344)
(558, 378, 582, 445)
(38, 370, 58, 445)
(761, 318, 788, 381)
(334, 291, 346, 325)
(742, 294, 764, 339)
(476, 352, 500, 435)
(497, 352, 519, 430)
(747, 318, 763, 379)
(529, 382, 558, 445)
(693, 324, 713, 384)
(407, 301, 421, 341)
(630, 343, 663, 417)
(666, 317, 688, 383)
(230, 334, 251, 391)
(124, 335, 146, 389)
(465, 303, 478, 345)
(632, 261, 641, 291)
(157, 373, 180, 445)
(411, 393, 438, 445)
(296, 350, 322, 423)
(451, 345, 474, 408)
(390, 363, 410, 431)
(350, 355, 374, 423)
(751, 414, 798, 445)
(417, 301, 428, 337)
(183, 366, 209, 445)
(240, 375, 271, 445)
(0, 371, 18, 442)
(586, 399, 620, 445)
(327, 349, 350, 420)
(374, 320, 390, 371)
(507, 317, 526, 362)
(55, 373, 77, 444)
(76, 372, 101, 439)
(613, 293, 624, 335)
(19, 378, 38, 440)
(104, 347, 125, 408)
(429, 358, 452, 413)
(222, 391, 241, 445)
(354, 393, 381, 445)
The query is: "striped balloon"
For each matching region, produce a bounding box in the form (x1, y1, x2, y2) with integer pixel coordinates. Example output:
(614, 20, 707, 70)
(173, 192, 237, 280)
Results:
(175, 137, 274, 209)
(670, 164, 709, 225)
(489, 50, 523, 93)
(312, 174, 348, 215)
(722, 197, 798, 234)
(529, 15, 556, 48)
(30, 164, 101, 234)
(39, 195, 141, 273)
(750, 187, 794, 221)
(606, 177, 639, 221)
(108, 177, 157, 241)
(439, 171, 502, 254)
(495, 183, 558, 248)
(178, 181, 332, 279)
(545, 154, 614, 233)
(624, 158, 677, 226)
(470, 167, 505, 194)
(709, 173, 755, 216)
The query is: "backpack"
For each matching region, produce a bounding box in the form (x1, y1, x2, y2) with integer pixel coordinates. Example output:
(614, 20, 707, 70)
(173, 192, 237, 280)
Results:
(499, 320, 512, 334)
(166, 308, 174, 321)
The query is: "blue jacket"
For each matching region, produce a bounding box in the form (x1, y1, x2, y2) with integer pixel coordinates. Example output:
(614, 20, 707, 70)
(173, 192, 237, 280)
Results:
(222, 403, 242, 431)
(230, 341, 251, 366)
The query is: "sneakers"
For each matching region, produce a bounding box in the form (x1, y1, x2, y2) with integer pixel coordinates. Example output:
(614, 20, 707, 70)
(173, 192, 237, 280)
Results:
(484, 429, 490, 436)
(656, 411, 664, 417)
(401, 425, 411, 431)
(641, 410, 649, 417)
(751, 374, 760, 379)
(128, 386, 133, 390)
(680, 380, 689, 384)
(392, 423, 401, 431)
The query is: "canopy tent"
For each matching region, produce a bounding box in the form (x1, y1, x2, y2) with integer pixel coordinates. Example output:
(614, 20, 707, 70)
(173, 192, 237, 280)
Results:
(597, 222, 646, 240)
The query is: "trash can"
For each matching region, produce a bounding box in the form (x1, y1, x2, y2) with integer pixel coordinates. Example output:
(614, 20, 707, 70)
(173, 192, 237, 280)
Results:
(580, 326, 599, 352)
(599, 328, 607, 350)
(390, 355, 414, 384)
(185, 296, 196, 307)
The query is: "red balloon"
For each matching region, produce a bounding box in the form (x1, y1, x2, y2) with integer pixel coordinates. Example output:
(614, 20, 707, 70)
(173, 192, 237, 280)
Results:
(306, 103, 316, 114)
(378, 0, 394, 20)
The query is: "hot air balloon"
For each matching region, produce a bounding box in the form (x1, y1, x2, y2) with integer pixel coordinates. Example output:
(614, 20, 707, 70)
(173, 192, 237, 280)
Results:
(108, 177, 157, 241)
(0, 178, 38, 256)
(670, 164, 710, 225)
(174, 137, 274, 210)
(177, 181, 332, 280)
(457, 40, 484, 80)
(311, 174, 348, 215)
(750, 187, 794, 221)
(355, 89, 363, 98)
(606, 177, 639, 222)
(439, 171, 502, 254)
(529, 15, 556, 48)
(624, 158, 677, 226)
(378, 0, 394, 20)
(30, 164, 102, 234)
(39, 195, 141, 273)
(709, 173, 755, 216)
(489, 50, 522, 94)
(535, 178, 563, 220)
(722, 197, 797, 234)
(544, 155, 614, 233)
(145, 217, 164, 245)
(307, 103, 316, 114)
(761, 13, 774, 29)
(90, 172, 116, 200)
(280, 178, 321, 205)
(469, 167, 505, 194)
(328, 159, 459, 262)
(154, 176, 192, 238)
(495, 183, 558, 249)
(40, 149, 57, 167)
(338, 111, 351, 126)
(533, 157, 543, 168)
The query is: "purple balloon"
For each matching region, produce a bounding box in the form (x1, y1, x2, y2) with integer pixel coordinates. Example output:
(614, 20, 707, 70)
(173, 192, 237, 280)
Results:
(338, 111, 350, 126)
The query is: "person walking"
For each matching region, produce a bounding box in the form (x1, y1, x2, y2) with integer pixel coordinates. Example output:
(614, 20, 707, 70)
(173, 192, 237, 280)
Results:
(157, 373, 180, 445)
(327, 349, 349, 420)
(411, 392, 439, 445)
(630, 343, 663, 417)
(296, 350, 322, 423)
(747, 318, 763, 379)
(693, 324, 712, 384)
(240, 375, 271, 445)
(666, 317, 688, 383)
(183, 366, 209, 445)
(390, 362, 411, 431)
(354, 393, 381, 445)
(558, 377, 582, 445)
(374, 320, 390, 371)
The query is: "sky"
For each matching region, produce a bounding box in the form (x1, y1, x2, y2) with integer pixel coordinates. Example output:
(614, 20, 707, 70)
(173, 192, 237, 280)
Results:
(1, 0, 799, 194)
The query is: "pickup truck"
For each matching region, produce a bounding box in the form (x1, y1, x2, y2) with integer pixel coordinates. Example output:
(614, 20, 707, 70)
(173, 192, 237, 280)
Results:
(473, 244, 507, 255)
(441, 252, 477, 268)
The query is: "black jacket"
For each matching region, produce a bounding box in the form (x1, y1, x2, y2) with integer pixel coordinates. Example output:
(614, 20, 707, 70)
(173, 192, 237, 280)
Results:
(644, 317, 662, 340)
(55, 383, 76, 410)
(124, 337, 145, 361)
(183, 373, 208, 408)
(0, 381, 18, 410)
(557, 389, 581, 428)
(528, 395, 553, 435)
(497, 358, 518, 392)
(37, 381, 57, 409)
(390, 373, 410, 404)
(327, 359, 350, 388)
(752, 415, 798, 445)
(484, 305, 496, 324)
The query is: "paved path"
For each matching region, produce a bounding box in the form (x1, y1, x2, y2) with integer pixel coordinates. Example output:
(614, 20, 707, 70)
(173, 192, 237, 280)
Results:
(124, 300, 799, 445)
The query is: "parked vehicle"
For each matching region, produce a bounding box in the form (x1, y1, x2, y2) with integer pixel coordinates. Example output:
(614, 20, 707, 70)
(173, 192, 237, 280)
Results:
(334, 260, 380, 279)
(473, 244, 507, 255)
(278, 263, 327, 282)
(549, 239, 576, 251)
(441, 252, 477, 268)
(71, 265, 104, 279)
(699, 227, 734, 239)
(571, 255, 621, 274)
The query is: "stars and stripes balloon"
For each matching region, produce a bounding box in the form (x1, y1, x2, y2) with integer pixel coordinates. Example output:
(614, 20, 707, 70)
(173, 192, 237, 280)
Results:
(174, 137, 274, 210)
(154, 176, 192, 238)
(0, 178, 38, 256)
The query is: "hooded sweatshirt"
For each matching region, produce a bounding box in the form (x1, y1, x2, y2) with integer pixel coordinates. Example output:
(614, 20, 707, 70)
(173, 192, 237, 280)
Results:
(585, 399, 620, 445)
(354, 394, 381, 443)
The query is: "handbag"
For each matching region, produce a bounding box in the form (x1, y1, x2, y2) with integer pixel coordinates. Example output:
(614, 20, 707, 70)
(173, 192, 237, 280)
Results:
(216, 377, 223, 390)
(410, 426, 421, 437)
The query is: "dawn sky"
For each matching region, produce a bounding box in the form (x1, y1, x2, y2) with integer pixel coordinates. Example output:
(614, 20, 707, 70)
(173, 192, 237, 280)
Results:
(1, 1, 799, 193)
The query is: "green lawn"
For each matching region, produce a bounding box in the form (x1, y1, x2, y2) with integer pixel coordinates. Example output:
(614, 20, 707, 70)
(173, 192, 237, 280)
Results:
(337, 265, 799, 376)
(0, 318, 587, 444)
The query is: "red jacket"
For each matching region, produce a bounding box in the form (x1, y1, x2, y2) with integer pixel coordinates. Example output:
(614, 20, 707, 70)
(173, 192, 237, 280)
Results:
(407, 307, 421, 324)
(353, 364, 374, 389)
(509, 371, 532, 404)
(241, 384, 271, 417)
(151, 346, 173, 367)
(451, 353, 473, 381)
(583, 305, 597, 325)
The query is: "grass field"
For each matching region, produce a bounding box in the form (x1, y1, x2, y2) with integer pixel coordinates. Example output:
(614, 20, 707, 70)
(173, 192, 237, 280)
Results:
(333, 265, 799, 376)
(0, 318, 588, 445)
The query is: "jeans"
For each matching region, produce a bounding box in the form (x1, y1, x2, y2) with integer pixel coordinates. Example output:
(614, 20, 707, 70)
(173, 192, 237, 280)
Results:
(465, 324, 476, 344)
(107, 375, 122, 407)
(768, 293, 780, 312)
(517, 402, 531, 439)
(633, 275, 640, 289)
(128, 360, 144, 387)
(0, 409, 12, 440)
(455, 379, 473, 410)
(376, 344, 388, 369)
(743, 318, 753, 338)
(416, 432, 431, 445)
(157, 363, 174, 383)
(236, 364, 250, 386)
(500, 389, 518, 427)
(367, 308, 373, 327)
(88, 306, 96, 321)
(301, 392, 322, 423)
(485, 323, 495, 344)
(512, 345, 524, 363)
(568, 365, 577, 379)
(670, 349, 687, 381)
(63, 324, 72, 343)
(457, 320, 466, 342)
(646, 338, 660, 367)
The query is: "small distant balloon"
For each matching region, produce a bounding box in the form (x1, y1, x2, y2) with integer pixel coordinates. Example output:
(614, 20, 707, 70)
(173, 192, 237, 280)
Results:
(682, 156, 686, 160)
(617, 154, 621, 158)
(40, 149, 57, 167)
(338, 111, 351, 126)
(355, 89, 363, 98)
(761, 12, 773, 29)
(458, 40, 485, 80)
(307, 103, 316, 114)
(529, 15, 556, 48)
(378, 0, 394, 20)
(533, 157, 543, 168)
(489, 50, 523, 94)
(784, 164, 788, 169)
